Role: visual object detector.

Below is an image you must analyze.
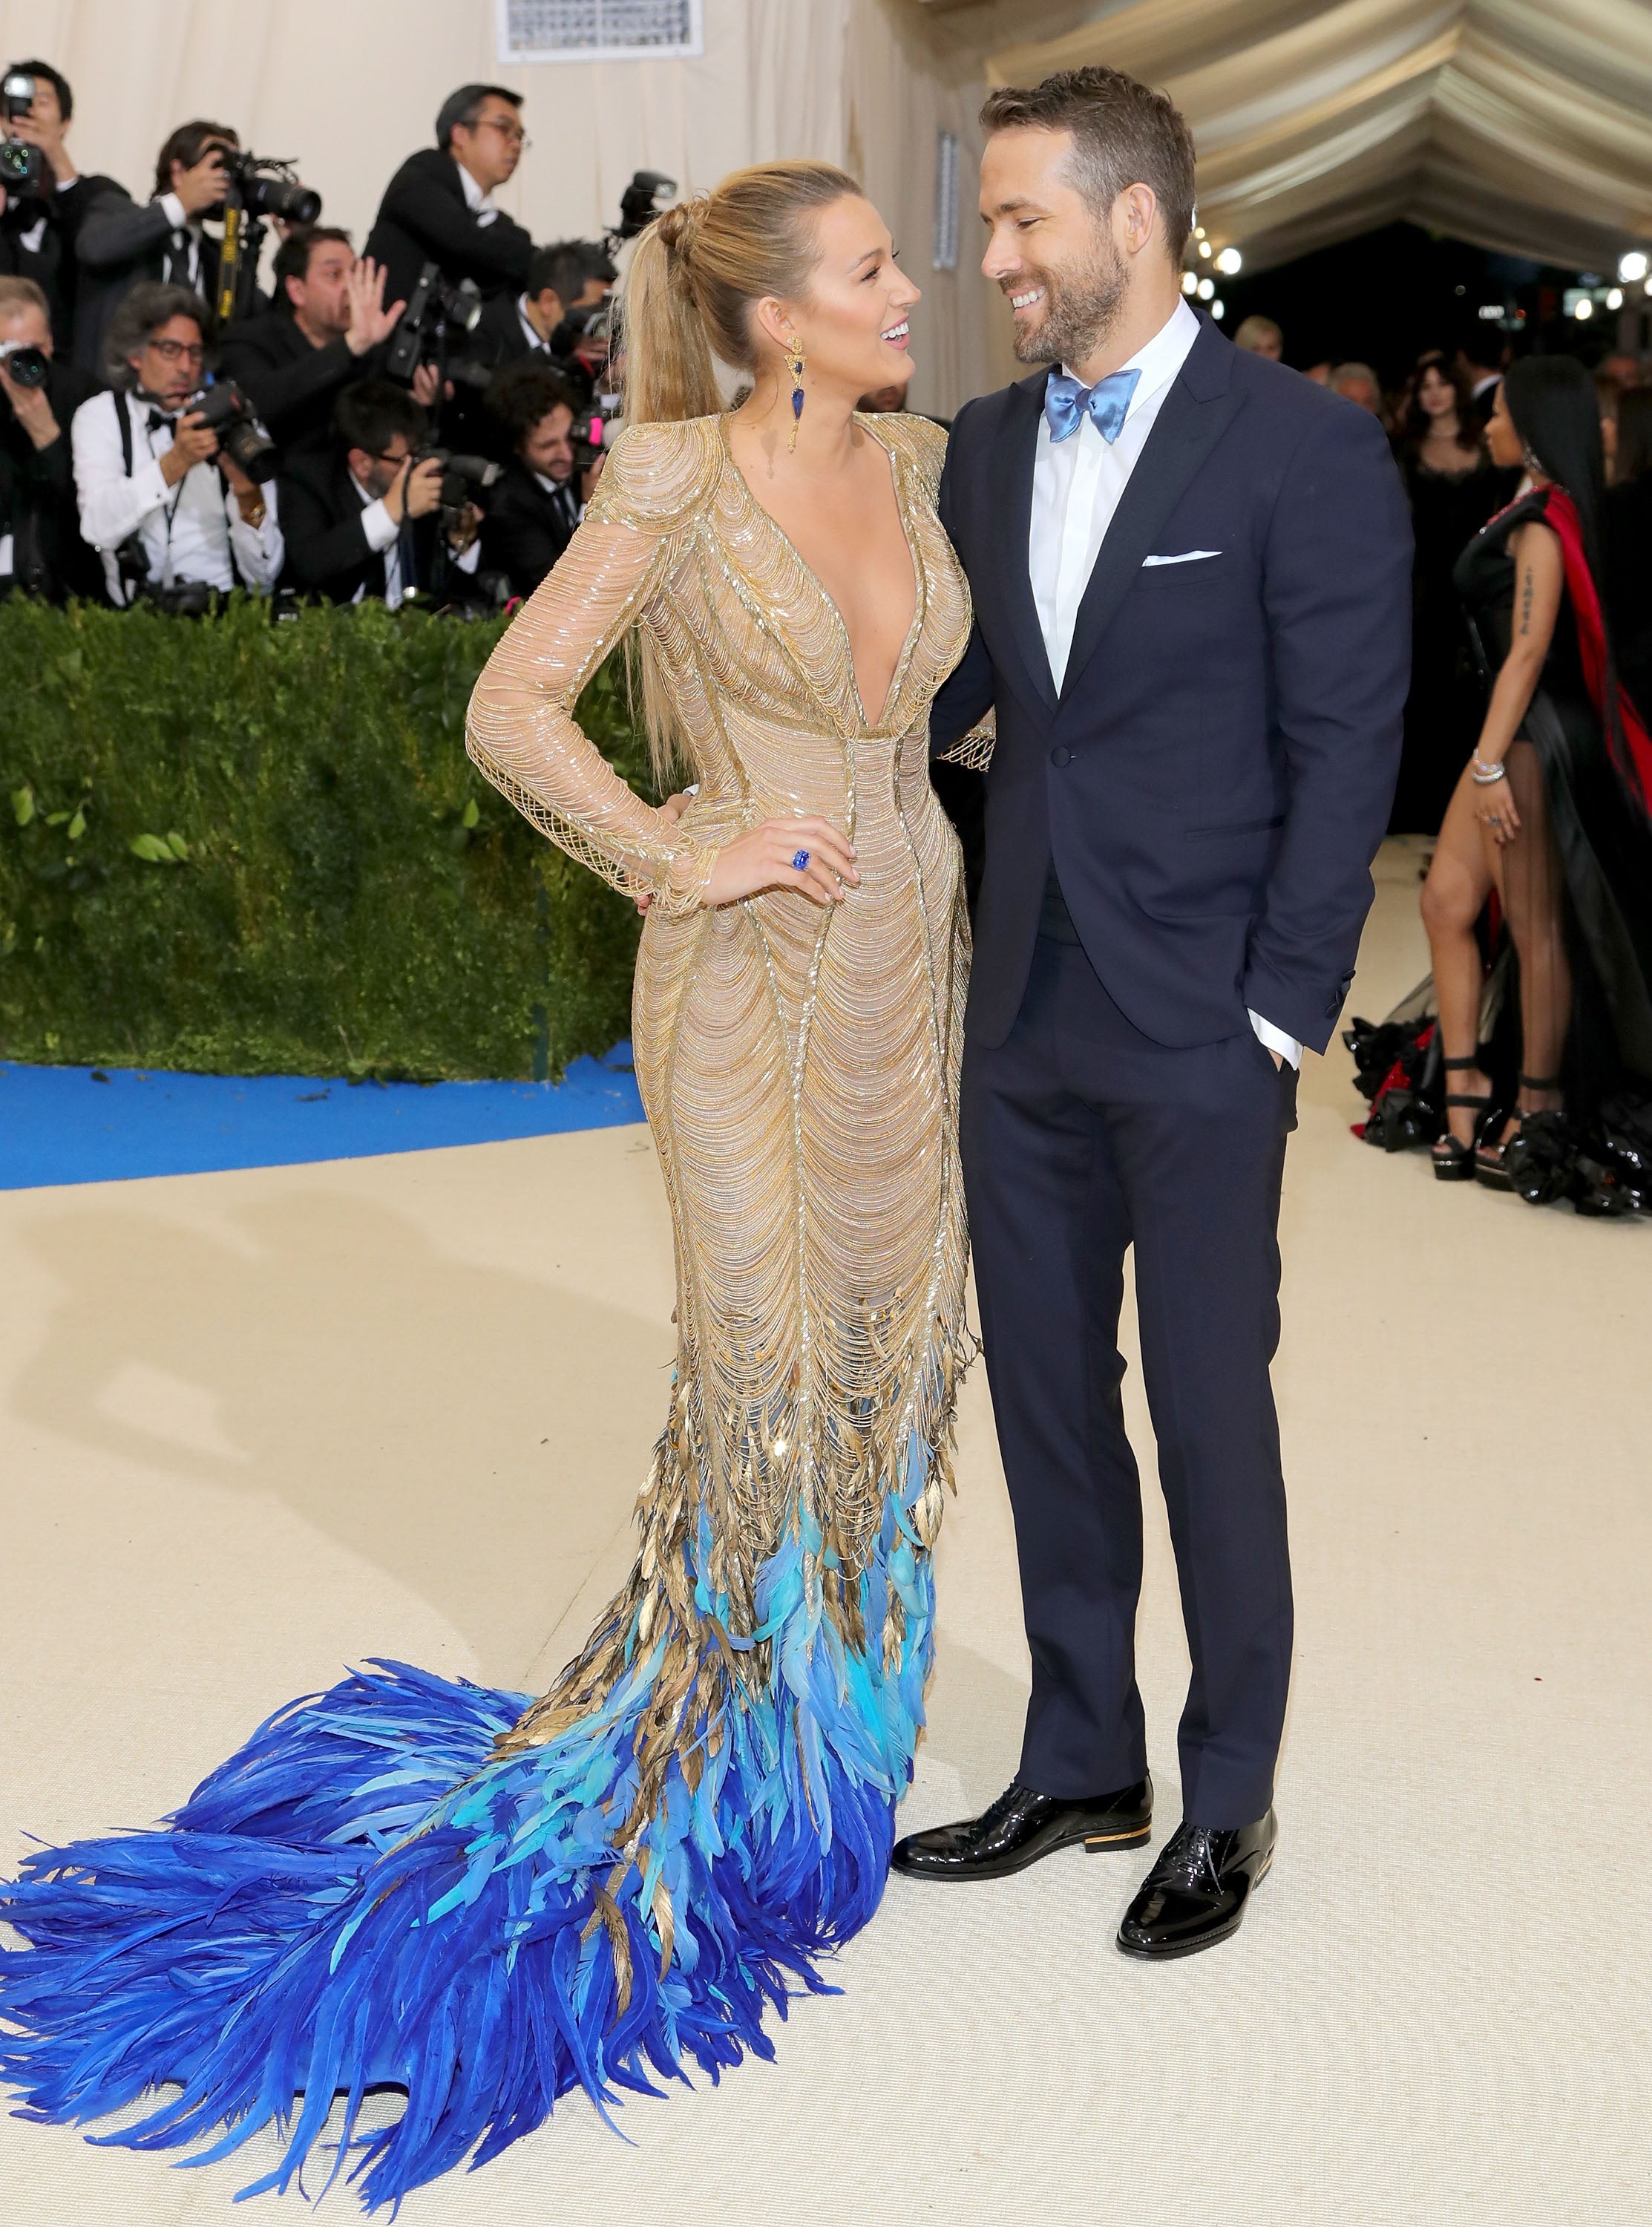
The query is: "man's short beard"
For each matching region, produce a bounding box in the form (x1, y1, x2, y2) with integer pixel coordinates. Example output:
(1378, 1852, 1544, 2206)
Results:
(1012, 231, 1128, 367)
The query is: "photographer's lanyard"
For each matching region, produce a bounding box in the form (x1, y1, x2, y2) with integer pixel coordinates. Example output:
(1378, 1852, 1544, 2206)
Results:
(118, 393, 186, 594)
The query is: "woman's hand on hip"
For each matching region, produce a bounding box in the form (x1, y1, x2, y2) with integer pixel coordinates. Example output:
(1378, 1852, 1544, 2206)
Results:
(703, 817, 859, 909)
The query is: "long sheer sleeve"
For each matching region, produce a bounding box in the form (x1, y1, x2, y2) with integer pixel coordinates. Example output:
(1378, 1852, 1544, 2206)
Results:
(465, 420, 719, 915)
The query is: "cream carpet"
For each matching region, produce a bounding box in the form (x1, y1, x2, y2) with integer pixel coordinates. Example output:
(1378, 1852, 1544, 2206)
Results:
(3, 839, 1648, 2227)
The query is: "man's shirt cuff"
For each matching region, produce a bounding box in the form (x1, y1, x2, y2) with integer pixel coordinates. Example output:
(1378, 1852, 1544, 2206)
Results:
(1248, 1010, 1302, 1069)
(359, 497, 399, 553)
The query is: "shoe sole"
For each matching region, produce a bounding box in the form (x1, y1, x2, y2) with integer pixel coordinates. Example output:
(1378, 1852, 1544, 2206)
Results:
(892, 1822, 1152, 1883)
(1114, 1846, 1274, 1961)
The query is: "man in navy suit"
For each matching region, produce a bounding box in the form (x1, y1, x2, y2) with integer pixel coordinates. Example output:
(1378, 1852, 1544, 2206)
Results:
(894, 66, 1412, 1957)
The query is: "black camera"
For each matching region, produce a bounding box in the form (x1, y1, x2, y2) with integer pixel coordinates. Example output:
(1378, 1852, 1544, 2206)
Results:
(616, 170, 677, 243)
(217, 149, 321, 225)
(112, 533, 216, 616)
(411, 446, 501, 533)
(0, 339, 49, 389)
(187, 379, 279, 483)
(386, 261, 483, 384)
(0, 67, 45, 196)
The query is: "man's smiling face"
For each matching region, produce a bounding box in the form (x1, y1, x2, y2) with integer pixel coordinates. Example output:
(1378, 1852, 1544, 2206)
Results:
(978, 125, 1130, 368)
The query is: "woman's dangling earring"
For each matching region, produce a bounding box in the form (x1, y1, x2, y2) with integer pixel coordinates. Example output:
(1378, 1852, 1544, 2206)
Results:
(785, 338, 805, 453)
(1521, 442, 1542, 476)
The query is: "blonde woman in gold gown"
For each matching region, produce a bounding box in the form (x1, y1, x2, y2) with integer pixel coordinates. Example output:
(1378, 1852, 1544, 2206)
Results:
(1, 163, 984, 2210)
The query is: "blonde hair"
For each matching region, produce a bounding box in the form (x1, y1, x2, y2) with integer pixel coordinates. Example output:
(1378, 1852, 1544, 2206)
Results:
(619, 160, 862, 776)
(622, 159, 862, 427)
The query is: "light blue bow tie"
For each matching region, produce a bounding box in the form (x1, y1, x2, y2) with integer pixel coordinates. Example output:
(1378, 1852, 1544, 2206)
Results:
(1044, 367, 1141, 445)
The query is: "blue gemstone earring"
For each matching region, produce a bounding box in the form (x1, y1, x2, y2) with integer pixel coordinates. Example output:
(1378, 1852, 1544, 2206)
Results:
(786, 339, 805, 452)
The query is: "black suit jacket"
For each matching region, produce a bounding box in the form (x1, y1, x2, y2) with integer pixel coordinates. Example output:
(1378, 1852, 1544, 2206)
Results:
(364, 150, 533, 318)
(931, 319, 1413, 1054)
(217, 311, 381, 454)
(72, 186, 226, 373)
(0, 356, 105, 602)
(479, 459, 577, 598)
(277, 444, 441, 604)
(0, 174, 120, 358)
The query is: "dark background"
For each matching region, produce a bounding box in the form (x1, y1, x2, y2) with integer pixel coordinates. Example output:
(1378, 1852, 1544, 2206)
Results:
(1218, 221, 1612, 386)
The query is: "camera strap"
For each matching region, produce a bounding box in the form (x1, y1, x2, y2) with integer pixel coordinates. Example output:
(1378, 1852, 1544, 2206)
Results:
(117, 392, 190, 597)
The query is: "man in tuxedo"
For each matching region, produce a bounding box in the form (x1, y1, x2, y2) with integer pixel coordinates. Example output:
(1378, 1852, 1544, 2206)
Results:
(0, 273, 102, 601)
(0, 59, 122, 360)
(364, 85, 533, 319)
(471, 241, 612, 379)
(897, 66, 1411, 1957)
(479, 359, 581, 598)
(218, 226, 407, 455)
(278, 375, 481, 606)
(71, 121, 239, 374)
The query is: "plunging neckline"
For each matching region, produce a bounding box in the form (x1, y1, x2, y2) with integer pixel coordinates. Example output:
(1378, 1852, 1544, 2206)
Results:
(718, 412, 923, 733)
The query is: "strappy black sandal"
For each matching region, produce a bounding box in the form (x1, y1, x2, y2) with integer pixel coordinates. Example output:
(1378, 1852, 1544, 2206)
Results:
(1432, 1055, 1492, 1183)
(1476, 1072, 1561, 1192)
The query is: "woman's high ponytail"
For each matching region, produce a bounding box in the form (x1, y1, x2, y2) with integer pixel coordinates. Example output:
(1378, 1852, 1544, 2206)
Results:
(620, 209, 722, 426)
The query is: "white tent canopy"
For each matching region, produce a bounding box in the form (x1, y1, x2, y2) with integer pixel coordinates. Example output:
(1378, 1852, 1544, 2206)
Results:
(984, 0, 1652, 275)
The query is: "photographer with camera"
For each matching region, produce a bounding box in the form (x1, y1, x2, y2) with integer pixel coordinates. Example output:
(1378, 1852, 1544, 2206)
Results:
(478, 359, 582, 599)
(471, 239, 612, 376)
(72, 121, 243, 374)
(0, 273, 102, 601)
(218, 226, 416, 455)
(278, 376, 488, 607)
(71, 281, 282, 609)
(365, 86, 533, 322)
(1, 60, 122, 357)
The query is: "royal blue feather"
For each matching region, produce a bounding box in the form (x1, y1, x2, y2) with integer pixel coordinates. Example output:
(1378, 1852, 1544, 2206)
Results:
(0, 1424, 940, 2210)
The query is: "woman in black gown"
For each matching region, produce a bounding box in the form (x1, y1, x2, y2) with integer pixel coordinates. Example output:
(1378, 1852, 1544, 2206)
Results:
(1391, 351, 1519, 833)
(1403, 358, 1652, 1209)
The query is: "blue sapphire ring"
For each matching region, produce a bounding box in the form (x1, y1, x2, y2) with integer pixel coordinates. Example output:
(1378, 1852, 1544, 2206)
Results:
(792, 848, 810, 872)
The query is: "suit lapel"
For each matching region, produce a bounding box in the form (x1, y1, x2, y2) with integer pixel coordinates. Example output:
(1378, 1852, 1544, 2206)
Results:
(1058, 321, 1242, 707)
(987, 373, 1058, 713)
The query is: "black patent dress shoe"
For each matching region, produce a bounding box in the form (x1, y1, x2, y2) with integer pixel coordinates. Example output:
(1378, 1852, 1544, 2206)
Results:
(1116, 1809, 1276, 1959)
(891, 1776, 1152, 1882)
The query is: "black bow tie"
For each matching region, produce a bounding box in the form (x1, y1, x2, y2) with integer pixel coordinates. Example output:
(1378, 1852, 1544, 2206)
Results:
(146, 408, 172, 434)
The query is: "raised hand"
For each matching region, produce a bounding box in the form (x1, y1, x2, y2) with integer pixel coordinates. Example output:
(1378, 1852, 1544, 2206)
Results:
(346, 258, 404, 357)
(703, 816, 858, 909)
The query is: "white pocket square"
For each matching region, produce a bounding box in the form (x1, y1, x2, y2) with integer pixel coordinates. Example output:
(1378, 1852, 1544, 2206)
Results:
(1141, 549, 1221, 566)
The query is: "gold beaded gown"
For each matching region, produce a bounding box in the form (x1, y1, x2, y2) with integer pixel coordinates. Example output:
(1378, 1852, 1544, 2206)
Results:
(0, 412, 980, 2211)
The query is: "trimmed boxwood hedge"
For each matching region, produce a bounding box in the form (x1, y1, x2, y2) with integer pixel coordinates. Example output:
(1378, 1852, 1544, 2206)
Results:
(0, 595, 649, 1082)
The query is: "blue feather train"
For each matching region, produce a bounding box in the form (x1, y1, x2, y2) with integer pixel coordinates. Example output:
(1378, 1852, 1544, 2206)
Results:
(0, 1421, 942, 2209)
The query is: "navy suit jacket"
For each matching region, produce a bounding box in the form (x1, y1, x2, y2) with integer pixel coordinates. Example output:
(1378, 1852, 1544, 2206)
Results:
(931, 318, 1412, 1053)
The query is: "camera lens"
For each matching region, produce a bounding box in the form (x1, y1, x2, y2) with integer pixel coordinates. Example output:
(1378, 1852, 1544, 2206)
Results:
(1, 343, 49, 389)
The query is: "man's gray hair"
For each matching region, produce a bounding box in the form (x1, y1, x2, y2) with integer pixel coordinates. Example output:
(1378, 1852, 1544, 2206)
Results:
(105, 282, 209, 390)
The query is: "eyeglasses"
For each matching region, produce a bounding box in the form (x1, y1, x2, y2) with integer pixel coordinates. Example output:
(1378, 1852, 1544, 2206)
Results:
(148, 339, 205, 364)
(475, 118, 530, 149)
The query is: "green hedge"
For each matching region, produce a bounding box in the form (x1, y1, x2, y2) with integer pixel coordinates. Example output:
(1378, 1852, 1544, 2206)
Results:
(0, 596, 649, 1082)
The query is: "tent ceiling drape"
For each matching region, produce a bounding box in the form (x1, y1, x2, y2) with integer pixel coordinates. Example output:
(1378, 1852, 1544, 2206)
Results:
(983, 0, 1652, 273)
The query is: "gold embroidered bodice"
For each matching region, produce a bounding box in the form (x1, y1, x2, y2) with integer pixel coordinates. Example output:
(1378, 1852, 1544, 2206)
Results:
(467, 411, 975, 1760)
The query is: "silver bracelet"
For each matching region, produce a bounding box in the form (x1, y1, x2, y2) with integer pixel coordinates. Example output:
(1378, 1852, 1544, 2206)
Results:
(1470, 758, 1507, 785)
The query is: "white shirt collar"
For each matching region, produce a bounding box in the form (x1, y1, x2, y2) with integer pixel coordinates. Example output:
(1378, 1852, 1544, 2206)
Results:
(457, 161, 496, 217)
(1061, 296, 1200, 425)
(517, 294, 546, 350)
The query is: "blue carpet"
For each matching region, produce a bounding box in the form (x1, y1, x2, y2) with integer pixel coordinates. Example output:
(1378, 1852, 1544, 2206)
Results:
(0, 1047, 645, 1191)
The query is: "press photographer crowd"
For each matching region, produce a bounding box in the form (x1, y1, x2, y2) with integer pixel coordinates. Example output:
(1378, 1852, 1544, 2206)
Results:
(0, 62, 656, 614)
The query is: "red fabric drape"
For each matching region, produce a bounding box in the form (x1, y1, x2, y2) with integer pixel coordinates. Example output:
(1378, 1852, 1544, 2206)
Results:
(1536, 486, 1652, 814)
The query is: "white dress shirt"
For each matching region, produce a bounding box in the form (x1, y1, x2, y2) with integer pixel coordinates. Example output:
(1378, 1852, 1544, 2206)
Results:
(154, 192, 206, 290)
(351, 471, 481, 608)
(1029, 297, 1300, 1067)
(517, 295, 549, 353)
(71, 388, 283, 604)
(457, 163, 500, 229)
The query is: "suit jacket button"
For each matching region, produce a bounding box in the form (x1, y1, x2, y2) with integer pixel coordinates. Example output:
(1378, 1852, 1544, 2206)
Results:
(1049, 745, 1070, 768)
